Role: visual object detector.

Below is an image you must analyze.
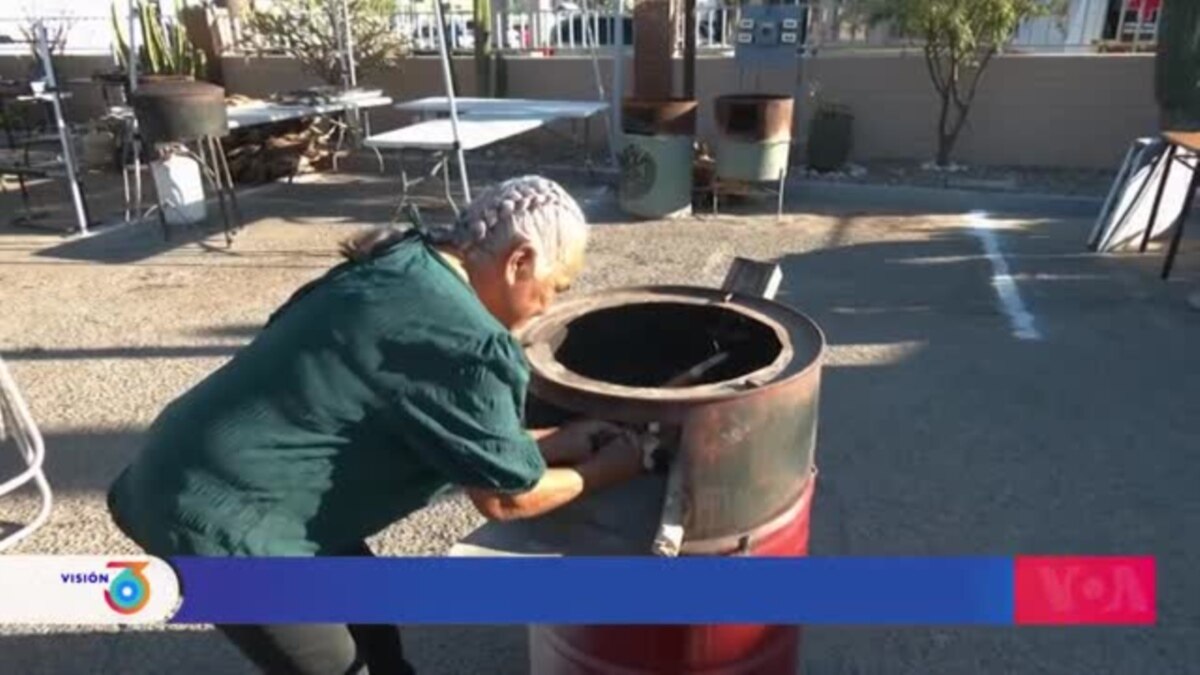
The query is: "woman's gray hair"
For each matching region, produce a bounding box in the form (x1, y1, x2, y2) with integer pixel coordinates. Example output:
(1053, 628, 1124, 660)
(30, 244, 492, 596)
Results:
(341, 176, 588, 275)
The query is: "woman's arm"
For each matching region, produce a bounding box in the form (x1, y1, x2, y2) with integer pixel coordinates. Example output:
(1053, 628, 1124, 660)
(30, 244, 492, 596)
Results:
(531, 419, 627, 466)
(467, 434, 642, 521)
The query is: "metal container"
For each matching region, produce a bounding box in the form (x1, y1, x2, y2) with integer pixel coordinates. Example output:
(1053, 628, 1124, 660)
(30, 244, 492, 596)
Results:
(528, 473, 817, 675)
(807, 103, 854, 173)
(131, 80, 228, 145)
(714, 94, 794, 182)
(622, 98, 698, 136)
(453, 286, 825, 674)
(519, 286, 824, 544)
(618, 134, 695, 220)
(619, 100, 697, 219)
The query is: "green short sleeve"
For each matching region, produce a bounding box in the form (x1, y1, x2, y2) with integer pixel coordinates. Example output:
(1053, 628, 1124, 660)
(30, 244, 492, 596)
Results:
(389, 334, 547, 493)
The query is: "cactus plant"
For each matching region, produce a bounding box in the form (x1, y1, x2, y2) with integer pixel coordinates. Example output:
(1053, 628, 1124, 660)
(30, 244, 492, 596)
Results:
(111, 0, 207, 80)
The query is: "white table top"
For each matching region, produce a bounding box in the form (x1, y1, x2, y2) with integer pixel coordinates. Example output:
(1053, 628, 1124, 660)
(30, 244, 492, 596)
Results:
(364, 116, 549, 151)
(227, 94, 393, 129)
(395, 97, 608, 120)
(106, 94, 394, 131)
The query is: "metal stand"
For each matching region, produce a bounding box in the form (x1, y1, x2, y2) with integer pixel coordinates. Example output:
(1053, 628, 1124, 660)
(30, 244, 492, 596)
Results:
(1, 23, 94, 234)
(710, 165, 788, 223)
(434, 0, 471, 204)
(389, 148, 462, 222)
(1130, 132, 1200, 280)
(150, 136, 241, 247)
(0, 356, 52, 553)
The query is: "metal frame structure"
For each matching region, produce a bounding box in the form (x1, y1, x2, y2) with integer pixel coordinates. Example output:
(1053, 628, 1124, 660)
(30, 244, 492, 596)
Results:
(706, 4, 810, 221)
(0, 22, 93, 235)
(118, 0, 371, 231)
(425, 0, 613, 205)
(0, 357, 52, 553)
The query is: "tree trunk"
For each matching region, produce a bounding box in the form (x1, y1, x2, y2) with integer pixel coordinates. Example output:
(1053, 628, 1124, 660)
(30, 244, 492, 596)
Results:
(935, 88, 953, 166)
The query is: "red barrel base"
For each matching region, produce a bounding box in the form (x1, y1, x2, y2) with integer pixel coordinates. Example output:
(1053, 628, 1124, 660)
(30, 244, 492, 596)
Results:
(531, 625, 801, 675)
(529, 475, 816, 675)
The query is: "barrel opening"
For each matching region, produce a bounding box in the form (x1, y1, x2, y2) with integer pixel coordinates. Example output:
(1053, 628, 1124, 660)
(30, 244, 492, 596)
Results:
(726, 105, 761, 133)
(550, 302, 784, 387)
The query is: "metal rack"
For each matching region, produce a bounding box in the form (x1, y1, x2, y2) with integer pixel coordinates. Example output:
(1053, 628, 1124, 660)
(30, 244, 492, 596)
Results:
(0, 22, 93, 235)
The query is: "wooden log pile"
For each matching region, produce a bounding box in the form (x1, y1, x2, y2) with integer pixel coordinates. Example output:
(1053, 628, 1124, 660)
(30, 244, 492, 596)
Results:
(221, 97, 338, 185)
(693, 141, 750, 210)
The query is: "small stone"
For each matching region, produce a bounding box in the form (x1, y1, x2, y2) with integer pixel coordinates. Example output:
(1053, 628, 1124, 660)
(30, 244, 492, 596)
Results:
(921, 160, 968, 173)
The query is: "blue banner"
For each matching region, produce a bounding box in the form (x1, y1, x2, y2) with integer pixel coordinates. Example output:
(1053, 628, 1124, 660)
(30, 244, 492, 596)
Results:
(169, 557, 1014, 625)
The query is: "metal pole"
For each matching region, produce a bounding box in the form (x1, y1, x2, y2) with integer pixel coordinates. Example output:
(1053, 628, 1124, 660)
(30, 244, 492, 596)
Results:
(342, 0, 358, 88)
(34, 22, 90, 235)
(128, 0, 138, 92)
(610, 0, 624, 172)
(683, 0, 696, 98)
(128, 0, 143, 222)
(581, 0, 613, 169)
(435, 0, 472, 203)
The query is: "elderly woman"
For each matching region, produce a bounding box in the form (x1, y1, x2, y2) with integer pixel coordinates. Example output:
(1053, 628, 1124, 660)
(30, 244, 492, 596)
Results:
(106, 176, 643, 675)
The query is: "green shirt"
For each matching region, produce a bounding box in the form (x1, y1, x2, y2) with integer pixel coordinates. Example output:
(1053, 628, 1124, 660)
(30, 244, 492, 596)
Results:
(107, 233, 546, 556)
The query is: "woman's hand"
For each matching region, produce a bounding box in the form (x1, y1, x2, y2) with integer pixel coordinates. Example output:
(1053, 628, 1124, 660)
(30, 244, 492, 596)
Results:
(579, 430, 645, 487)
(536, 418, 630, 466)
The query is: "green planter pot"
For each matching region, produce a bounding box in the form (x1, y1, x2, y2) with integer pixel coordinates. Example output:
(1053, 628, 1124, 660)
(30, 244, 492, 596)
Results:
(806, 105, 854, 173)
(1156, 2, 1200, 128)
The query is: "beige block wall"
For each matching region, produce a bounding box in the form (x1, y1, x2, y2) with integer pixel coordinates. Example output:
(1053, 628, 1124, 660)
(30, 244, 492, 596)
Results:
(802, 53, 1158, 168)
(3, 53, 1158, 169)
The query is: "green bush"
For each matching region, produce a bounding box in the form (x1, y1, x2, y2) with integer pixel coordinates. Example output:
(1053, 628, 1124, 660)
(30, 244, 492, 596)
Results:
(246, 0, 408, 87)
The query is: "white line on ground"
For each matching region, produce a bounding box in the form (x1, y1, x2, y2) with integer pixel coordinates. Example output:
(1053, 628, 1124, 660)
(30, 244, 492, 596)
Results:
(967, 210, 1043, 341)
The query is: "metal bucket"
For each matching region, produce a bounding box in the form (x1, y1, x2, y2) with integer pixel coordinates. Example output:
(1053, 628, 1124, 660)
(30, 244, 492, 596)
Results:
(714, 94, 794, 182)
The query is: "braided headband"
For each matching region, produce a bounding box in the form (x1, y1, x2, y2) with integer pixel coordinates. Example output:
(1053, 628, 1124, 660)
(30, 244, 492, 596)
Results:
(425, 176, 587, 264)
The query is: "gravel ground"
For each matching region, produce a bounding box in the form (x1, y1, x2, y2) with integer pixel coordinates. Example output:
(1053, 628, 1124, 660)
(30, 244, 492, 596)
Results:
(0, 171, 1197, 674)
(797, 159, 1118, 198)
(490, 135, 1118, 198)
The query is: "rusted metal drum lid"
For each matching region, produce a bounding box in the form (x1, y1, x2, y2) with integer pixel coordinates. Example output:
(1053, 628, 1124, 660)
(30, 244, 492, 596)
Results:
(715, 94, 795, 142)
(518, 285, 824, 423)
(622, 98, 698, 136)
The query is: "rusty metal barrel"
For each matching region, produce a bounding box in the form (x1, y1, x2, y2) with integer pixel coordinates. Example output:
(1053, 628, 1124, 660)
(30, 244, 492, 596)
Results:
(513, 285, 825, 674)
(714, 94, 794, 183)
(131, 80, 228, 145)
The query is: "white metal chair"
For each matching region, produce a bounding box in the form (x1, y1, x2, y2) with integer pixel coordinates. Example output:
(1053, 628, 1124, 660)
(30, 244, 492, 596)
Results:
(0, 357, 52, 552)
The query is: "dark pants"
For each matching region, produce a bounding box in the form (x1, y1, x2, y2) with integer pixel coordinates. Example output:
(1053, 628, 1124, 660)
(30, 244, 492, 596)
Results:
(215, 542, 416, 675)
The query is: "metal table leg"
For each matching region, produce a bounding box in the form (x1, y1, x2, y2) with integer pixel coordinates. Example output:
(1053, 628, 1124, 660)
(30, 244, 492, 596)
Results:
(443, 151, 459, 214)
(1162, 162, 1200, 280)
(332, 111, 348, 172)
(212, 136, 241, 231)
(1140, 143, 1177, 253)
(777, 166, 786, 222)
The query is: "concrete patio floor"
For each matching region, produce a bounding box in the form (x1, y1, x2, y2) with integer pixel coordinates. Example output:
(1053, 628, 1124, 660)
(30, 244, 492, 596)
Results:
(0, 171, 1197, 674)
